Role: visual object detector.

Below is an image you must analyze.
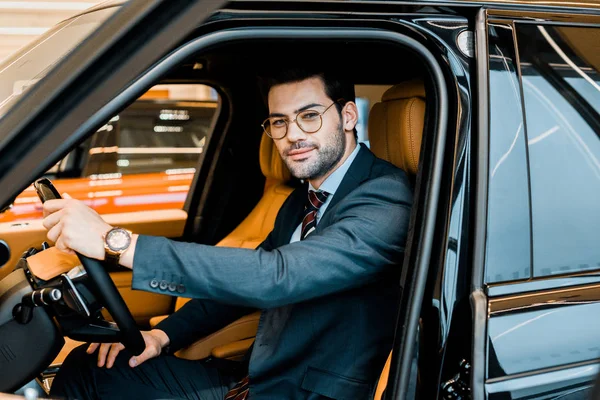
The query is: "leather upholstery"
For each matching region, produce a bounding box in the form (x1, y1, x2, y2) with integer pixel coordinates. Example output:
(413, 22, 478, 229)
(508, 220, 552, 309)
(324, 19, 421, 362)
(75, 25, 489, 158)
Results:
(175, 312, 260, 360)
(211, 338, 255, 361)
(374, 352, 392, 400)
(259, 133, 292, 182)
(368, 79, 425, 177)
(149, 133, 293, 360)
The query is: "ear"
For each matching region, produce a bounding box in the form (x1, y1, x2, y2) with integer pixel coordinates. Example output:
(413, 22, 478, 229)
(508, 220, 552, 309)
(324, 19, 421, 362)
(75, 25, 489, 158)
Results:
(341, 101, 359, 133)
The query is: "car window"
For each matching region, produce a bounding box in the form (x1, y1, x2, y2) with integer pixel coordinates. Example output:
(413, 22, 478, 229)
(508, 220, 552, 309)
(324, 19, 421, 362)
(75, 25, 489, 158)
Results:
(485, 23, 532, 283)
(0, 84, 219, 223)
(84, 84, 218, 176)
(515, 24, 600, 277)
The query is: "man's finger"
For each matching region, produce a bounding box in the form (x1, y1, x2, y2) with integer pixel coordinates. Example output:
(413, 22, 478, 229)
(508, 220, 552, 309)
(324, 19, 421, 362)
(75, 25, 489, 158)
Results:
(42, 199, 68, 215)
(62, 193, 72, 199)
(87, 343, 99, 354)
(46, 221, 63, 244)
(42, 209, 64, 230)
(97, 343, 111, 367)
(106, 343, 125, 369)
(129, 346, 157, 368)
(54, 236, 72, 255)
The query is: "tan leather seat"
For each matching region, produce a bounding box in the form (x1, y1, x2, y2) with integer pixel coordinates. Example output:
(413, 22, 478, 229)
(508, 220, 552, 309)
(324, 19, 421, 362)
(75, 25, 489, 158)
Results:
(50, 134, 293, 367)
(369, 79, 425, 178)
(368, 78, 425, 399)
(149, 133, 294, 361)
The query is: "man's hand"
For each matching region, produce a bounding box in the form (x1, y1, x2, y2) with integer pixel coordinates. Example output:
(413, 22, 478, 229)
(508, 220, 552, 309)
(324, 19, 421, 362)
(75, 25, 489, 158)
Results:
(86, 329, 171, 368)
(42, 196, 112, 259)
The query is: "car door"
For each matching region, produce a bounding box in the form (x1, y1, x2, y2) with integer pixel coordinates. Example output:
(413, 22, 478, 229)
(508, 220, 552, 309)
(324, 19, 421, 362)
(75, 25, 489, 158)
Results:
(474, 8, 600, 399)
(0, 0, 228, 325)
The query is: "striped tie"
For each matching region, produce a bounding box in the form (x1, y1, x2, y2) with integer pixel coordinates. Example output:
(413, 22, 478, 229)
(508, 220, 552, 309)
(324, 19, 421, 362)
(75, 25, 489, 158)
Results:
(301, 190, 330, 240)
(224, 375, 249, 400)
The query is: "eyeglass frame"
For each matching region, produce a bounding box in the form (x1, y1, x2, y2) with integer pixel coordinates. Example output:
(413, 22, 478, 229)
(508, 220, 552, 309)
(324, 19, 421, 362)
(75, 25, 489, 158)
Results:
(261, 99, 345, 140)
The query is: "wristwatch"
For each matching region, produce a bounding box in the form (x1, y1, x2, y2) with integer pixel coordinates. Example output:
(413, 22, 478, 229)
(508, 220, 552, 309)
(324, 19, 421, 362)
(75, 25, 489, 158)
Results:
(103, 227, 132, 265)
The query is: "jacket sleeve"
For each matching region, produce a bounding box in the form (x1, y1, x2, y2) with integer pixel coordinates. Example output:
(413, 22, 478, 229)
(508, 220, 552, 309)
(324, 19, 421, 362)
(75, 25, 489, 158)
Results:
(150, 219, 278, 351)
(132, 175, 412, 310)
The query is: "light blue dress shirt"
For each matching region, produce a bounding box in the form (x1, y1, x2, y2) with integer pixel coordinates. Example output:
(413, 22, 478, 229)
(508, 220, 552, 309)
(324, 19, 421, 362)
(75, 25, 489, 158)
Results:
(289, 144, 361, 243)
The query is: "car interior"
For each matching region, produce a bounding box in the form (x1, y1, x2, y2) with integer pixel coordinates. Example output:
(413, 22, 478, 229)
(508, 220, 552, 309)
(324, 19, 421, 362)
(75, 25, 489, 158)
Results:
(0, 38, 433, 398)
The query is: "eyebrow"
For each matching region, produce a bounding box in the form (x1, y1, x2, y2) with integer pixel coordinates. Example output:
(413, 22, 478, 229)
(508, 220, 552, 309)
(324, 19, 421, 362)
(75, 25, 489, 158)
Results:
(268, 103, 324, 118)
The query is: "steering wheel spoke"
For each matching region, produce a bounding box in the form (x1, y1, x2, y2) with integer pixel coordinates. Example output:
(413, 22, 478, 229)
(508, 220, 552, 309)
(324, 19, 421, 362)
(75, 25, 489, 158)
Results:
(32, 178, 145, 356)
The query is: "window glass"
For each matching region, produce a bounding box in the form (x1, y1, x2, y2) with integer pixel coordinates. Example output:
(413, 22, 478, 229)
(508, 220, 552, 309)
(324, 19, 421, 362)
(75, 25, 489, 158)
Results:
(0, 84, 218, 222)
(85, 84, 218, 176)
(516, 24, 600, 277)
(485, 23, 532, 283)
(0, 7, 119, 121)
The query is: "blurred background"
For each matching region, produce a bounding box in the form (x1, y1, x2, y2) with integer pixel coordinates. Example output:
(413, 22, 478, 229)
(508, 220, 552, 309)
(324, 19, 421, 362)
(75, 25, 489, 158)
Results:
(0, 0, 105, 62)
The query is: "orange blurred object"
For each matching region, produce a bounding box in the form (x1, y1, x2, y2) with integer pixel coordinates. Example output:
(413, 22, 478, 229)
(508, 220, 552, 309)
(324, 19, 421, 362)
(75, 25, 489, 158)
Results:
(0, 171, 193, 223)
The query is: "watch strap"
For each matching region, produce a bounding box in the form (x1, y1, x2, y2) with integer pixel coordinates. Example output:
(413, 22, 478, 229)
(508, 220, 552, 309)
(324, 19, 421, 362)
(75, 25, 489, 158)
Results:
(104, 251, 120, 265)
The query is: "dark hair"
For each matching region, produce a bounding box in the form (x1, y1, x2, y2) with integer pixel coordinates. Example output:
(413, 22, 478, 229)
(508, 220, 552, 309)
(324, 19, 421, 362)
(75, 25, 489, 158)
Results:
(258, 68, 358, 139)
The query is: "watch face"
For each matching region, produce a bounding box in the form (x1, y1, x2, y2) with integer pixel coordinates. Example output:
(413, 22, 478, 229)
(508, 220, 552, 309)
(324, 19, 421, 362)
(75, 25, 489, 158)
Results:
(106, 228, 131, 252)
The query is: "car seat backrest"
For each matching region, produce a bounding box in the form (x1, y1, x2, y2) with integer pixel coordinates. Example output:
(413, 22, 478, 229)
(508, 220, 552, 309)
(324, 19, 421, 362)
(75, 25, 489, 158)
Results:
(258, 130, 292, 185)
(368, 79, 425, 400)
(368, 79, 425, 178)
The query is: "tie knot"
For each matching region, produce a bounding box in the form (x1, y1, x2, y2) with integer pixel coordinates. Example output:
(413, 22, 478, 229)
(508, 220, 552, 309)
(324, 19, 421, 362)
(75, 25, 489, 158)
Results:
(307, 190, 330, 211)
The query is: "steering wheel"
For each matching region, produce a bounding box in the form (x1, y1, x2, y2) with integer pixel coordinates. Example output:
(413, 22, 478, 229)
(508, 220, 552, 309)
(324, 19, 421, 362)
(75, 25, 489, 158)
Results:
(33, 178, 145, 356)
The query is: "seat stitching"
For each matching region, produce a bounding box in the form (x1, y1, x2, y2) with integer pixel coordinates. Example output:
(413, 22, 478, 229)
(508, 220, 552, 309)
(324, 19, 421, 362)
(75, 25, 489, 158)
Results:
(383, 103, 390, 162)
(407, 99, 417, 173)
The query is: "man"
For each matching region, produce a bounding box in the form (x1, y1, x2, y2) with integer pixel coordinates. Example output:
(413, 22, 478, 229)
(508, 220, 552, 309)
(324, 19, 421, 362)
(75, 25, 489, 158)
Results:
(44, 69, 413, 399)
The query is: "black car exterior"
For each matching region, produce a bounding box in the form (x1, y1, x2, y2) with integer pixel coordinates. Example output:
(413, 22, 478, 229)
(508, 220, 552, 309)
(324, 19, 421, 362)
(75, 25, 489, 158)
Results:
(0, 0, 599, 399)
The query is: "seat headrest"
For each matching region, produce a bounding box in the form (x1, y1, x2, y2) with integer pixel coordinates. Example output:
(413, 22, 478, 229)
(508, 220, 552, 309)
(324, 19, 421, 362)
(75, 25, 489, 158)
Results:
(259, 133, 292, 182)
(368, 79, 425, 177)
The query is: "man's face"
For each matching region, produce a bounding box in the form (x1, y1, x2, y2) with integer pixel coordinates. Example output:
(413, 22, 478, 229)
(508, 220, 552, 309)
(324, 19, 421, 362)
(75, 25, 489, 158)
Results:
(268, 77, 347, 181)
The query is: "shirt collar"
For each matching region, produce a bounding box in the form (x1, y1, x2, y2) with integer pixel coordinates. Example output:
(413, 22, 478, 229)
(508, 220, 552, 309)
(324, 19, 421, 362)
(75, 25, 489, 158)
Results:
(308, 144, 361, 195)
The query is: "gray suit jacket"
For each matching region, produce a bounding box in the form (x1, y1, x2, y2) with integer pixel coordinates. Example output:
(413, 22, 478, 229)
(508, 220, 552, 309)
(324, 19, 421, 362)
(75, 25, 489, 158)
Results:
(132, 144, 413, 399)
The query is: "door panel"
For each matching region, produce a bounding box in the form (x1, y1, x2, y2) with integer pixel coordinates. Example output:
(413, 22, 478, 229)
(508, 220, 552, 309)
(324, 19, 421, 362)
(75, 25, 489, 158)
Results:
(488, 300, 600, 378)
(0, 209, 186, 322)
(486, 363, 596, 399)
(486, 287, 600, 398)
(483, 11, 600, 398)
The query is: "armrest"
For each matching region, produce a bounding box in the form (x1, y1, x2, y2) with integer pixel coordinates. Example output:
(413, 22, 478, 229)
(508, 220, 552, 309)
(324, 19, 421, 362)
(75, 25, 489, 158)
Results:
(211, 338, 255, 361)
(175, 311, 260, 360)
(149, 314, 168, 328)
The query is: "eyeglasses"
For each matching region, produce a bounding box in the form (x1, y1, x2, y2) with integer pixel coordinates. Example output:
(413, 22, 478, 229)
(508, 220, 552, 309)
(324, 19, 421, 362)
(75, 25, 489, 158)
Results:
(261, 100, 342, 140)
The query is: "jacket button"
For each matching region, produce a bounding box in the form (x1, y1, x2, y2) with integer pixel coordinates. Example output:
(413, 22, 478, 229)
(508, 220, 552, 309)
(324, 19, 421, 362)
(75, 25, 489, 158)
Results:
(159, 280, 168, 291)
(168, 282, 177, 292)
(177, 284, 185, 294)
(150, 279, 159, 289)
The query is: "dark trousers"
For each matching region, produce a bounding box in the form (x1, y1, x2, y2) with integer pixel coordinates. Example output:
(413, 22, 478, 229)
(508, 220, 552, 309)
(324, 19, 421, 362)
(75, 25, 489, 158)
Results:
(50, 345, 239, 400)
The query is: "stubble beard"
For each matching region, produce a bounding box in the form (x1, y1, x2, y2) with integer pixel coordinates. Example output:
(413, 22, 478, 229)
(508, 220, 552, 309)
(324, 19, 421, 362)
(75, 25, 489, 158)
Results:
(284, 123, 346, 181)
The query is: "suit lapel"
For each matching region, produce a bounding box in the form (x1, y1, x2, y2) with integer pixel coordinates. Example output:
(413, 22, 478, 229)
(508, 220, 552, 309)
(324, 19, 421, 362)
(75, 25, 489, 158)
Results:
(322, 143, 375, 215)
(275, 182, 307, 246)
(274, 143, 376, 245)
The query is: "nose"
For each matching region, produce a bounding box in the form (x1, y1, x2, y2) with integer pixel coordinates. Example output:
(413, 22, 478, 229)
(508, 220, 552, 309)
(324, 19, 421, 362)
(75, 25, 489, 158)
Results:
(285, 121, 307, 142)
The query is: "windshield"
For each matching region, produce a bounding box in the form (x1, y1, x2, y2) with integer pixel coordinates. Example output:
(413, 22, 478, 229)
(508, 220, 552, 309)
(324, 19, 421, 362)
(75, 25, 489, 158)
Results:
(0, 6, 120, 120)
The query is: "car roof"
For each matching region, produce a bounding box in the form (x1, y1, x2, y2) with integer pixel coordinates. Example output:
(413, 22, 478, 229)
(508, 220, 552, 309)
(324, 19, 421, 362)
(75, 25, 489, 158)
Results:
(63, 0, 127, 21)
(66, 0, 600, 23)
